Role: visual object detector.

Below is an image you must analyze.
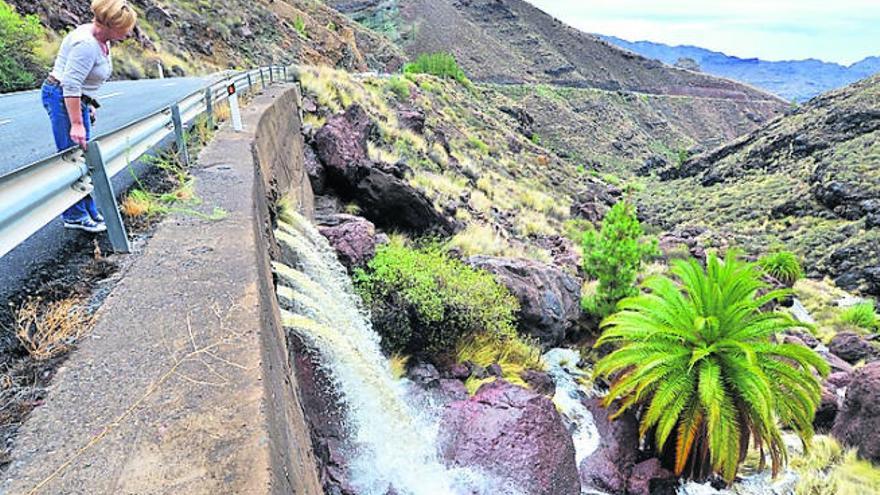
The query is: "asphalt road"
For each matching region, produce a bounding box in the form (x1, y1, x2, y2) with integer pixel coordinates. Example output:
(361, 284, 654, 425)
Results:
(0, 76, 211, 177)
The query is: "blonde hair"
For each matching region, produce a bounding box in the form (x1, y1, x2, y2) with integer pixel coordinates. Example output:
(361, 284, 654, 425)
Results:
(91, 0, 137, 31)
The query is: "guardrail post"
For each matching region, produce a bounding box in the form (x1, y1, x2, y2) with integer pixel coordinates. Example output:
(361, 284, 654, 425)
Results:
(247, 73, 253, 91)
(269, 67, 274, 84)
(204, 87, 214, 129)
(85, 142, 130, 253)
(283, 66, 288, 82)
(259, 68, 265, 89)
(170, 104, 190, 167)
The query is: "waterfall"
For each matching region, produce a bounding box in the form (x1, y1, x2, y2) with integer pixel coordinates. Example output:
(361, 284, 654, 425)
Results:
(273, 212, 500, 495)
(543, 348, 601, 465)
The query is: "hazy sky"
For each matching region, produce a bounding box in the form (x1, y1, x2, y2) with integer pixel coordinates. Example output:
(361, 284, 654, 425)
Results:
(526, 0, 879, 65)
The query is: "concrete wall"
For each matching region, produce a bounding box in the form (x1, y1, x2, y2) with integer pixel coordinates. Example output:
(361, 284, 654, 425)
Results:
(2, 84, 322, 494)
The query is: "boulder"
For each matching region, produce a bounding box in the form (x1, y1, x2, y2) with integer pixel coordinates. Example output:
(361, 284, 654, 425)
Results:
(832, 362, 880, 463)
(499, 106, 536, 138)
(466, 256, 582, 346)
(829, 332, 879, 364)
(570, 180, 622, 223)
(406, 362, 441, 388)
(815, 386, 840, 432)
(521, 370, 556, 397)
(636, 155, 668, 177)
(438, 380, 580, 495)
(627, 458, 676, 495)
(396, 106, 426, 134)
(304, 144, 326, 195)
(318, 214, 381, 272)
(353, 167, 454, 236)
(819, 349, 855, 374)
(314, 105, 377, 187)
(579, 398, 640, 493)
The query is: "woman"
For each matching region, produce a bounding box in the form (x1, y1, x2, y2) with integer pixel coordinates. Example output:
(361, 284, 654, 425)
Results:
(42, 0, 137, 233)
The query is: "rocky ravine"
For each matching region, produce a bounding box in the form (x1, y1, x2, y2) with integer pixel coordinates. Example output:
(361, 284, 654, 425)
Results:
(648, 74, 880, 297)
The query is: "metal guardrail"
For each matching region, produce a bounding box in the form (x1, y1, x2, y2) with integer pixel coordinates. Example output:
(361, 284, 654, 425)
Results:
(0, 65, 293, 257)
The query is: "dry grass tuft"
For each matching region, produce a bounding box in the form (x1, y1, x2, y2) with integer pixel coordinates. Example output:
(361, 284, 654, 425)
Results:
(14, 298, 94, 360)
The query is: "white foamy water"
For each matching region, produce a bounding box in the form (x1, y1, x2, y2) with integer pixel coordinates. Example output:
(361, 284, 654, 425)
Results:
(543, 348, 601, 465)
(273, 213, 509, 495)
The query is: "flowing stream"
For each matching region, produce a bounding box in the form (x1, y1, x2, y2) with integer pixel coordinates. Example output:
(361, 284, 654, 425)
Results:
(273, 213, 499, 495)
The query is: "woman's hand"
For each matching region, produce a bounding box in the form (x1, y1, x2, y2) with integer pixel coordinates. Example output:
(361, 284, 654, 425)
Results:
(70, 122, 88, 150)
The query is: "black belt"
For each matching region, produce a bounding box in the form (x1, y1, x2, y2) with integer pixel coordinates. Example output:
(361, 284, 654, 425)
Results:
(45, 76, 101, 109)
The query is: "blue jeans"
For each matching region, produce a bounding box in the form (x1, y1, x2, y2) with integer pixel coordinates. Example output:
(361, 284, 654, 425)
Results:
(41, 82, 100, 222)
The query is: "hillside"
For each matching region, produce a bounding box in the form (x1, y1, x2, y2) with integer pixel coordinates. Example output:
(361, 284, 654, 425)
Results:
(601, 34, 880, 102)
(5, 0, 404, 84)
(646, 74, 880, 296)
(330, 0, 782, 100)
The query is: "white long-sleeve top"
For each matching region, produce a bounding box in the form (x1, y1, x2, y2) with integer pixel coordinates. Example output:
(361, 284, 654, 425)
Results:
(49, 24, 113, 98)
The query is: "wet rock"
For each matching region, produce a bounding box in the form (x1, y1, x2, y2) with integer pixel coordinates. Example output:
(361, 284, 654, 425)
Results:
(579, 398, 640, 493)
(446, 363, 471, 381)
(397, 106, 426, 134)
(437, 379, 468, 403)
(627, 458, 676, 495)
(318, 214, 380, 272)
(521, 370, 556, 397)
(466, 256, 581, 346)
(438, 380, 580, 495)
(832, 362, 880, 462)
(828, 332, 879, 364)
(407, 362, 440, 388)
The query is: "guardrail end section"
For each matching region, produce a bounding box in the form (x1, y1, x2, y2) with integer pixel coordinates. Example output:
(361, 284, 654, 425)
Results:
(86, 143, 131, 253)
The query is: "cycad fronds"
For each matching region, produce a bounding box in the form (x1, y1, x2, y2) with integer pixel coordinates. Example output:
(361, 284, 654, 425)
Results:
(595, 251, 829, 483)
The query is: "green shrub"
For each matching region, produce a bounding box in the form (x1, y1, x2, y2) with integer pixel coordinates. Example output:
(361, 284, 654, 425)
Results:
(581, 200, 657, 317)
(386, 75, 411, 99)
(595, 252, 829, 483)
(758, 250, 804, 285)
(354, 240, 519, 355)
(293, 16, 307, 38)
(0, 1, 44, 92)
(467, 135, 490, 155)
(403, 52, 470, 86)
(839, 301, 878, 330)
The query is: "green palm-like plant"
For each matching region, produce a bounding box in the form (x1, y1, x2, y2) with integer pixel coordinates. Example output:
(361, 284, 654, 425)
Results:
(757, 250, 803, 286)
(594, 252, 829, 483)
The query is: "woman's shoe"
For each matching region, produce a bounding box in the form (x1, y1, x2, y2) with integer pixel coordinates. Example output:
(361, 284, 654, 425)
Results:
(63, 216, 107, 233)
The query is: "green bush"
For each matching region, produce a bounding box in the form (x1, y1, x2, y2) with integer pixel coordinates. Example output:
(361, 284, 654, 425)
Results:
(758, 250, 804, 286)
(595, 252, 829, 483)
(293, 16, 308, 39)
(0, 1, 44, 92)
(839, 301, 878, 330)
(403, 52, 470, 86)
(355, 240, 520, 355)
(386, 75, 411, 99)
(581, 200, 657, 317)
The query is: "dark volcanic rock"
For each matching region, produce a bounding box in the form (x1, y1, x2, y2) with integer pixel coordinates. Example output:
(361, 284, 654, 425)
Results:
(466, 256, 581, 345)
(304, 145, 327, 195)
(397, 106, 426, 134)
(499, 106, 536, 138)
(353, 167, 454, 236)
(407, 362, 441, 388)
(570, 180, 622, 223)
(314, 105, 377, 186)
(579, 398, 640, 493)
(627, 458, 676, 495)
(438, 380, 580, 495)
(636, 155, 668, 176)
(521, 370, 556, 397)
(318, 214, 381, 272)
(832, 362, 880, 463)
(815, 386, 840, 432)
(829, 332, 880, 364)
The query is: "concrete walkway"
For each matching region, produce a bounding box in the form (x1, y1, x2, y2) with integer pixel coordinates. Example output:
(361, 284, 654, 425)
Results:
(2, 84, 321, 495)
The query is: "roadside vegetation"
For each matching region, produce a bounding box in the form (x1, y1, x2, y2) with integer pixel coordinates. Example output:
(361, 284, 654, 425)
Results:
(0, 0, 46, 92)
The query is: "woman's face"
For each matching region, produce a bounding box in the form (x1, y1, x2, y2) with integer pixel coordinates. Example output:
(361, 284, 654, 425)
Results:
(107, 25, 133, 42)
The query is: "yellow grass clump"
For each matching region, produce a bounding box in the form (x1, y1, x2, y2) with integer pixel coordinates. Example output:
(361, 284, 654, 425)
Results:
(14, 298, 94, 360)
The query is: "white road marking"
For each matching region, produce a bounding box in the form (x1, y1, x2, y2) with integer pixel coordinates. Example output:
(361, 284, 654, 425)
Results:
(99, 92, 123, 99)
(0, 119, 11, 126)
(162, 83, 177, 87)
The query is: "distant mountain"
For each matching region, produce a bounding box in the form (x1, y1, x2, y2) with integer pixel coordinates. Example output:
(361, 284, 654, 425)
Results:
(600, 35, 880, 102)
